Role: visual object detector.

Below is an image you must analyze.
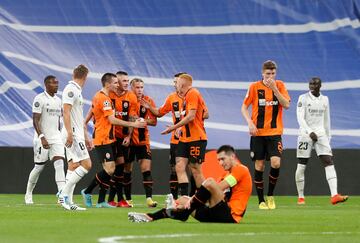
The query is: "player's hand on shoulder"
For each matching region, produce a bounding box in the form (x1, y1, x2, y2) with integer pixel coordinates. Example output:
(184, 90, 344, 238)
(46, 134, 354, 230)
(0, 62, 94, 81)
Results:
(140, 98, 150, 109)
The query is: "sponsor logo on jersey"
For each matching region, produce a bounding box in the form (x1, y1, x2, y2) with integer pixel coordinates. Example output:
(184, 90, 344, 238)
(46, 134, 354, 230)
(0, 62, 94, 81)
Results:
(141, 107, 146, 113)
(298, 102, 302, 107)
(115, 111, 128, 116)
(259, 99, 278, 106)
(68, 91, 74, 98)
(106, 153, 110, 159)
(34, 102, 40, 107)
(308, 109, 325, 114)
(123, 101, 128, 108)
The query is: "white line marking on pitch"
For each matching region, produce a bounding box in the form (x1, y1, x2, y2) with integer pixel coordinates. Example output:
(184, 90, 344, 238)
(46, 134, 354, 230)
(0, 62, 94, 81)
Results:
(98, 232, 359, 243)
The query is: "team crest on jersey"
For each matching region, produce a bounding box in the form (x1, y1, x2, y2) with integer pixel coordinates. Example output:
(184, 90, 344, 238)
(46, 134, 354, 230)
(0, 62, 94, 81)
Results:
(68, 91, 74, 98)
(141, 107, 146, 113)
(103, 100, 111, 107)
(298, 102, 302, 107)
(123, 101, 128, 108)
(106, 153, 111, 159)
(34, 102, 40, 107)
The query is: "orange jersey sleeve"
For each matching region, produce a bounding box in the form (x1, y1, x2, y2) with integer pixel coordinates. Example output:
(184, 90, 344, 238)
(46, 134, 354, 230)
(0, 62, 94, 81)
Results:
(131, 95, 155, 146)
(92, 91, 116, 146)
(109, 91, 138, 139)
(158, 92, 183, 144)
(180, 88, 207, 143)
(226, 163, 252, 223)
(242, 80, 290, 136)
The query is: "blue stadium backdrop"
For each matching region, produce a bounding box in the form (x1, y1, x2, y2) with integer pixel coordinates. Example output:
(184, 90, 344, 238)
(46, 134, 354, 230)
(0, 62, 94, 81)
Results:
(0, 0, 359, 149)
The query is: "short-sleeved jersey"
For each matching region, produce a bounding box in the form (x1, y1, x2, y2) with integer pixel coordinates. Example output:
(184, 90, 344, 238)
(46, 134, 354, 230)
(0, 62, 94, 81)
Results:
(158, 92, 183, 144)
(224, 163, 252, 223)
(61, 81, 85, 140)
(243, 80, 290, 136)
(180, 88, 207, 143)
(297, 92, 330, 137)
(131, 95, 156, 146)
(109, 91, 138, 139)
(92, 90, 116, 146)
(32, 91, 62, 144)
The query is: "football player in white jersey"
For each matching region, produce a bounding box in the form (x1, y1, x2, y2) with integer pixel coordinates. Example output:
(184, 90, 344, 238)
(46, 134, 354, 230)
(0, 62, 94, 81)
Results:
(295, 77, 348, 205)
(25, 75, 66, 204)
(58, 64, 92, 211)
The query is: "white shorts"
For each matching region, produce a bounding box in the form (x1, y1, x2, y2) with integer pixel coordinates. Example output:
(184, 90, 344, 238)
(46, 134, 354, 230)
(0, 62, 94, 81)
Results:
(296, 134, 332, 158)
(64, 137, 90, 163)
(33, 139, 65, 163)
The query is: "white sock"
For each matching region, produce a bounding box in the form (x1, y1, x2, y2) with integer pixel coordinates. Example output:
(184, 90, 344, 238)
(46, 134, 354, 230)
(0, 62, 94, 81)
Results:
(62, 166, 88, 197)
(325, 165, 338, 197)
(53, 159, 66, 192)
(26, 164, 45, 195)
(69, 184, 76, 204)
(65, 170, 75, 203)
(295, 164, 306, 198)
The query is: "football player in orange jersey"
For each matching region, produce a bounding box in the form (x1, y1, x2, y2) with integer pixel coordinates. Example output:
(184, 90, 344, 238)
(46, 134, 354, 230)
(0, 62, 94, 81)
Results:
(161, 74, 208, 197)
(128, 145, 252, 224)
(241, 60, 290, 210)
(124, 78, 158, 207)
(81, 73, 146, 208)
(106, 71, 138, 208)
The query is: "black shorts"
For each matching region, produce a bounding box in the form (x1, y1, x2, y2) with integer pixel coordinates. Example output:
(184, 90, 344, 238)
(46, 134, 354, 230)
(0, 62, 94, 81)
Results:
(169, 143, 178, 166)
(250, 135, 283, 161)
(114, 138, 130, 161)
(176, 140, 207, 164)
(194, 200, 237, 223)
(128, 145, 152, 163)
(95, 143, 116, 163)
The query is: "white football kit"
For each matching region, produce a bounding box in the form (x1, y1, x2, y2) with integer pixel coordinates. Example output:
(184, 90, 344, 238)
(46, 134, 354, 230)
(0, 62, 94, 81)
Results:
(61, 81, 89, 162)
(296, 91, 332, 158)
(32, 91, 64, 162)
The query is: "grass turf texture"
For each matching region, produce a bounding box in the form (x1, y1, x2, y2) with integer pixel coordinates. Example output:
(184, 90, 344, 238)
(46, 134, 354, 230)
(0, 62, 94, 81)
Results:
(0, 194, 359, 243)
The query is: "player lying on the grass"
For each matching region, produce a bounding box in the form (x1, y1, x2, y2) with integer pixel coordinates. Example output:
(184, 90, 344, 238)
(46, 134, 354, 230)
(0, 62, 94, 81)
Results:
(128, 145, 252, 223)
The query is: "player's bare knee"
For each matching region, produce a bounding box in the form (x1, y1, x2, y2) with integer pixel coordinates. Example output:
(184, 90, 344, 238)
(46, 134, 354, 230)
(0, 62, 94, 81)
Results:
(320, 155, 333, 167)
(270, 157, 281, 168)
(255, 160, 265, 171)
(175, 161, 186, 172)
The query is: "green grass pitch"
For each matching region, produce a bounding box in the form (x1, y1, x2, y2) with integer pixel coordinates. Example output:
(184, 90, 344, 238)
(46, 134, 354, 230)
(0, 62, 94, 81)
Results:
(0, 194, 359, 243)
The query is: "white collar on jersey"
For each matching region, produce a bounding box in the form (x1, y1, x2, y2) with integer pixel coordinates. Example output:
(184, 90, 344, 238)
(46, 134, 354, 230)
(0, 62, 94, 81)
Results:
(69, 80, 82, 91)
(44, 90, 56, 99)
(308, 91, 322, 100)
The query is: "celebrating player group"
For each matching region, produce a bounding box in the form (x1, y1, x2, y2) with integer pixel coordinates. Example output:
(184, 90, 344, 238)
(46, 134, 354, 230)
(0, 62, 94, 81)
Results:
(25, 60, 348, 224)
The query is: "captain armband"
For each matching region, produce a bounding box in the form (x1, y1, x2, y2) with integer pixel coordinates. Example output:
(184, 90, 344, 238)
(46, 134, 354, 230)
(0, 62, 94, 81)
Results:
(224, 174, 237, 187)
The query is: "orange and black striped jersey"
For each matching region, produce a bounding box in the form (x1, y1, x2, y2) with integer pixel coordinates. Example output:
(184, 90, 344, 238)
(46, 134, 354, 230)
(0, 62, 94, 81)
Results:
(132, 95, 156, 146)
(109, 91, 138, 139)
(158, 92, 183, 144)
(180, 88, 207, 143)
(92, 90, 116, 146)
(243, 80, 290, 136)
